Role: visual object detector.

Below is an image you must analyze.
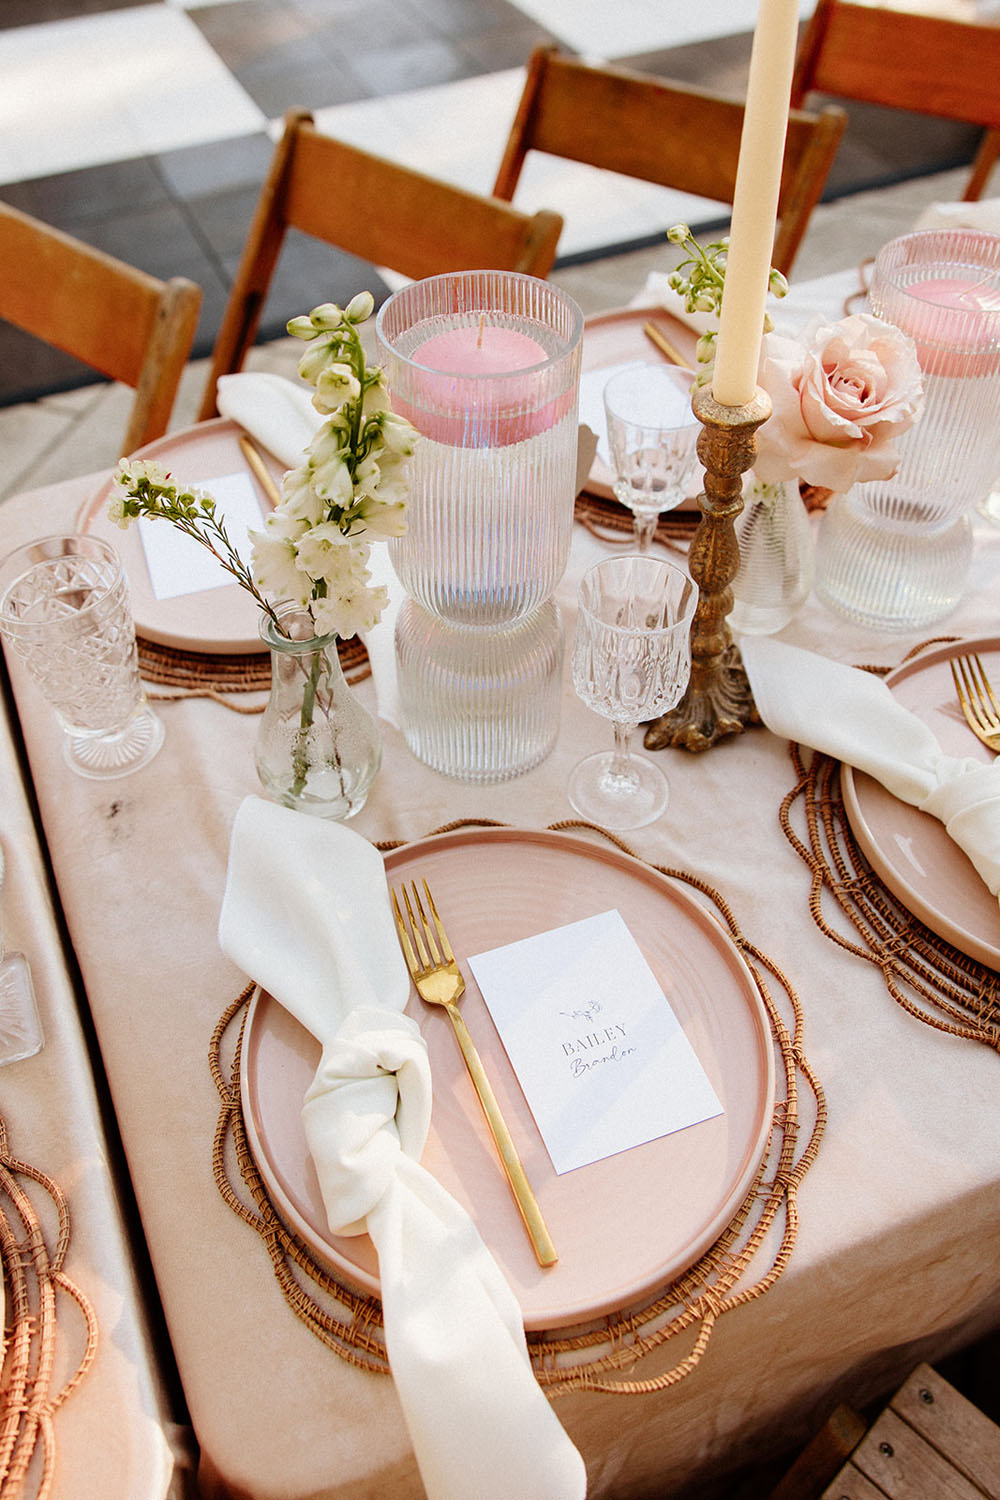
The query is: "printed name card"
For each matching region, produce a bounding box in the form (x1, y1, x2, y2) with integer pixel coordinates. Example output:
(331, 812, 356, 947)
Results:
(139, 471, 264, 601)
(468, 909, 723, 1175)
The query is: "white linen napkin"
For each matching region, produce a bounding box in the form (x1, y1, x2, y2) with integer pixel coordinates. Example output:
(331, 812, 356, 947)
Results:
(914, 198, 1000, 235)
(218, 797, 587, 1500)
(216, 371, 317, 467)
(741, 636, 1000, 899)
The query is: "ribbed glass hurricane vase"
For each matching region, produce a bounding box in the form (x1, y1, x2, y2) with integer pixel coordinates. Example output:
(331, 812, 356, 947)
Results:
(376, 270, 584, 628)
(816, 228, 1000, 629)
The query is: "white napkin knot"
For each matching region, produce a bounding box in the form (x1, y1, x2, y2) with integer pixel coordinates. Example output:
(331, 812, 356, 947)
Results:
(303, 1005, 431, 1234)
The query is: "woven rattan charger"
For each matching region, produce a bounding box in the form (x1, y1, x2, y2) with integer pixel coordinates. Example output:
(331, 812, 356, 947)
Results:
(0, 1114, 98, 1496)
(210, 818, 825, 1395)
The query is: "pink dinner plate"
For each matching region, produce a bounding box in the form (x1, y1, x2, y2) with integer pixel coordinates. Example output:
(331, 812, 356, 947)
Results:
(240, 826, 776, 1331)
(581, 304, 700, 508)
(841, 636, 1000, 969)
(77, 418, 284, 654)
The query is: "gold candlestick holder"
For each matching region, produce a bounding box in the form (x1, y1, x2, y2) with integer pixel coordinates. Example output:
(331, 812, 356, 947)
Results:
(644, 383, 772, 753)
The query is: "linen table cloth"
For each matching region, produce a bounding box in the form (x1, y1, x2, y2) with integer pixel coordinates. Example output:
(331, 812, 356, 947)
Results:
(2, 448, 1000, 1498)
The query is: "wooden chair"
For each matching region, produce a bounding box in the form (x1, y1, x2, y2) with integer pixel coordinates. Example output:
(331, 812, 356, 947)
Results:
(198, 107, 564, 419)
(0, 200, 202, 456)
(767, 1363, 1000, 1498)
(790, 0, 1000, 202)
(492, 46, 847, 278)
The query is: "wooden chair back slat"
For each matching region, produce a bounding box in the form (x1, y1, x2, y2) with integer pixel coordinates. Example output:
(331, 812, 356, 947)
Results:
(0, 200, 201, 455)
(199, 108, 564, 419)
(492, 48, 847, 277)
(790, 0, 1000, 200)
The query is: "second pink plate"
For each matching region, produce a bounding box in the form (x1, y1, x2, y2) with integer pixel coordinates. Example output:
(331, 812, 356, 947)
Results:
(241, 827, 775, 1332)
(841, 636, 1000, 969)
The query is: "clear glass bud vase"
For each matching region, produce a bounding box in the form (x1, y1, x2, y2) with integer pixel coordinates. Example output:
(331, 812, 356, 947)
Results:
(729, 475, 815, 636)
(255, 605, 381, 820)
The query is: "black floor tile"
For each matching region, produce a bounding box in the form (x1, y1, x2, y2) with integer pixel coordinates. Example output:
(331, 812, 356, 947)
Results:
(347, 38, 480, 98)
(189, 0, 316, 72)
(232, 43, 371, 115)
(0, 156, 168, 231)
(305, 0, 433, 58)
(153, 133, 275, 205)
(456, 20, 558, 74)
(0, 0, 148, 28)
(253, 229, 393, 342)
(404, 0, 535, 42)
(0, 323, 100, 406)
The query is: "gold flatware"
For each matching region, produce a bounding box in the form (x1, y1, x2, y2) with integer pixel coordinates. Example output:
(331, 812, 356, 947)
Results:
(642, 318, 692, 370)
(950, 653, 1000, 752)
(391, 879, 558, 1268)
(238, 433, 282, 508)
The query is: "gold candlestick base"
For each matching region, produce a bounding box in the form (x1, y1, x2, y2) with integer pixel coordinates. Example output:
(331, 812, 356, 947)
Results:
(644, 383, 772, 753)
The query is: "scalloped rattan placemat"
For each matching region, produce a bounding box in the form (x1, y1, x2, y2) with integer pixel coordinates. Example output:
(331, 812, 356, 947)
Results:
(0, 1114, 98, 1496)
(779, 743, 1000, 1051)
(210, 819, 825, 1395)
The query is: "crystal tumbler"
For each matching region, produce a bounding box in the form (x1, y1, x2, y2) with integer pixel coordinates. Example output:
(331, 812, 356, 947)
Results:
(376, 270, 584, 627)
(0, 535, 163, 778)
(816, 228, 1000, 629)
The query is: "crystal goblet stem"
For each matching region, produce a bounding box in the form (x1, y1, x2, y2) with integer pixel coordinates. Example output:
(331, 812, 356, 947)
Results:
(569, 554, 698, 830)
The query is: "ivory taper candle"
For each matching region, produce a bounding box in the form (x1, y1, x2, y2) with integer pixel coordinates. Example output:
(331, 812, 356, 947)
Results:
(712, 0, 799, 407)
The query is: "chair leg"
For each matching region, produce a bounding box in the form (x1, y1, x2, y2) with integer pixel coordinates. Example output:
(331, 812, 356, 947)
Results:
(765, 1405, 868, 1500)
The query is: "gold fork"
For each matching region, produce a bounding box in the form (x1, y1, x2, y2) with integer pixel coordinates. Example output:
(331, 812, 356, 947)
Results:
(391, 879, 557, 1268)
(950, 653, 1000, 753)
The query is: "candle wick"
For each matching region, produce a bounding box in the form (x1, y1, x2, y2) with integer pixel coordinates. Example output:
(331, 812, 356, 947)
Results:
(476, 313, 485, 350)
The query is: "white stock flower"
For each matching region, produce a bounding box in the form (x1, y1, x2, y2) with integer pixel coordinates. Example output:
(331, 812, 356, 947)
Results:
(377, 411, 418, 455)
(293, 521, 352, 585)
(249, 530, 311, 604)
(309, 451, 356, 507)
(297, 337, 341, 385)
(278, 466, 326, 526)
(345, 290, 375, 322)
(355, 496, 408, 538)
(313, 362, 362, 412)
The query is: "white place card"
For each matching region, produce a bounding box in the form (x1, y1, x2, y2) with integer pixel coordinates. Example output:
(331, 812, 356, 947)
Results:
(138, 470, 265, 601)
(468, 909, 723, 1175)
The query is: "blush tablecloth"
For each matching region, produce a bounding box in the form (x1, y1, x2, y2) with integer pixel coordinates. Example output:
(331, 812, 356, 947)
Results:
(0, 664, 196, 1498)
(2, 471, 999, 1500)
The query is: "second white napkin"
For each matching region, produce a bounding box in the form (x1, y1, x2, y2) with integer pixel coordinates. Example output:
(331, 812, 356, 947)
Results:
(218, 797, 587, 1500)
(741, 636, 1000, 899)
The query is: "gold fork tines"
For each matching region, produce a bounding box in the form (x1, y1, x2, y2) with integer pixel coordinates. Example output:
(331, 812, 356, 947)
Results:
(391, 880, 557, 1268)
(950, 653, 1000, 754)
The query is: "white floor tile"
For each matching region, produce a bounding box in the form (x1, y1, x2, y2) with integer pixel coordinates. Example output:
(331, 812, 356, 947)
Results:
(0, 6, 266, 186)
(511, 0, 816, 58)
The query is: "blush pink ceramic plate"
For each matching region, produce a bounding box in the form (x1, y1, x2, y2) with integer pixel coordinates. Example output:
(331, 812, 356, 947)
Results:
(841, 636, 1000, 969)
(241, 827, 775, 1331)
(78, 419, 284, 654)
(581, 305, 700, 508)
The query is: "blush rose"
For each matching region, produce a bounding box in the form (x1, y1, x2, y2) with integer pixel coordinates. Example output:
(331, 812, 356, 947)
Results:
(753, 312, 923, 492)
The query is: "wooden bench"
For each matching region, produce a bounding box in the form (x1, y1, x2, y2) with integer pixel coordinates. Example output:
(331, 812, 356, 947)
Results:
(769, 1363, 1000, 1499)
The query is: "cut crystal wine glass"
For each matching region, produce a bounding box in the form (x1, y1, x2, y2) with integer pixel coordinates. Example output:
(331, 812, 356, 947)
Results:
(603, 362, 702, 552)
(570, 555, 697, 830)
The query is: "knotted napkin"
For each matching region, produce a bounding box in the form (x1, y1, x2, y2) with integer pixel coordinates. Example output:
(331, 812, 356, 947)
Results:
(218, 796, 587, 1500)
(741, 636, 1000, 900)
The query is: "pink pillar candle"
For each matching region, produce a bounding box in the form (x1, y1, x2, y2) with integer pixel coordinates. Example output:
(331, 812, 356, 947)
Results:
(901, 275, 1000, 377)
(391, 316, 573, 447)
